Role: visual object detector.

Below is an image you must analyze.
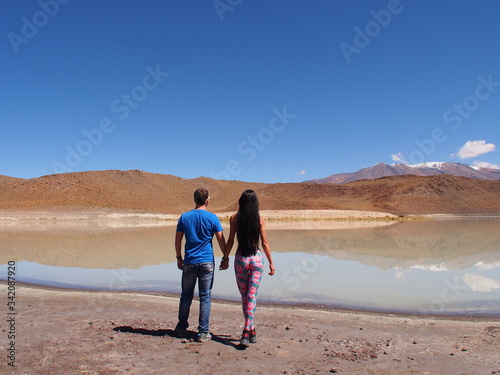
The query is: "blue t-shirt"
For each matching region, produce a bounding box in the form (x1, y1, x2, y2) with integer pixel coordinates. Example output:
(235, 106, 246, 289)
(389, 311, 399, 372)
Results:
(176, 209, 223, 264)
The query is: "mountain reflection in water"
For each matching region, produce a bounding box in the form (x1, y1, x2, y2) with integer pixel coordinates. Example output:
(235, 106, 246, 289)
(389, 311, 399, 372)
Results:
(1, 218, 499, 316)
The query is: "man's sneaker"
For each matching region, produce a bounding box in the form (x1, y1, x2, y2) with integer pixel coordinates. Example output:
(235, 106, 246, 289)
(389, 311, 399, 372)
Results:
(197, 332, 211, 342)
(239, 330, 250, 347)
(249, 328, 257, 344)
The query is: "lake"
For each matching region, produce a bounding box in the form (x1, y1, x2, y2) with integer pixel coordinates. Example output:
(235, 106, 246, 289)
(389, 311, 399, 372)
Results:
(1, 217, 499, 316)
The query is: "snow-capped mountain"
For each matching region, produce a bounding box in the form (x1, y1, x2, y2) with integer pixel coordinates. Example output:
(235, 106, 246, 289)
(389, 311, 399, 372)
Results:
(309, 162, 500, 184)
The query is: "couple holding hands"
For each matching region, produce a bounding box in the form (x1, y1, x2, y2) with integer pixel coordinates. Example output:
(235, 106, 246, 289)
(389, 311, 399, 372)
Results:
(174, 188, 275, 347)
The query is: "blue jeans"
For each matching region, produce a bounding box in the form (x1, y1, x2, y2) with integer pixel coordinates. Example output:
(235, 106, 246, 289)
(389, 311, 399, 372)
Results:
(177, 262, 214, 334)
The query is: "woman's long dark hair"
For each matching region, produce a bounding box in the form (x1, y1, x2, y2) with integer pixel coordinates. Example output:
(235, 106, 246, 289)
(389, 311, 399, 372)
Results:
(236, 190, 261, 256)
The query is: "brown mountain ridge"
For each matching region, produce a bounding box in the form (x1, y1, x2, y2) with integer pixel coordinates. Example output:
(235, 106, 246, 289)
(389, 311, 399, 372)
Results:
(1, 170, 500, 215)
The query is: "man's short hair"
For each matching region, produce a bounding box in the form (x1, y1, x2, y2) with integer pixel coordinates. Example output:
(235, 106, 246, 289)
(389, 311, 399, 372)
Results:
(194, 188, 210, 206)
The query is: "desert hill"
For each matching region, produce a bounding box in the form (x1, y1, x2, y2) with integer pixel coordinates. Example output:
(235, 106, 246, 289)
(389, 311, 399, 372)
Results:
(1, 170, 500, 215)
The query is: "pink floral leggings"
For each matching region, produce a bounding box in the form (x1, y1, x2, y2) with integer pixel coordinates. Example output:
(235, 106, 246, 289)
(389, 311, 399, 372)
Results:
(234, 250, 264, 331)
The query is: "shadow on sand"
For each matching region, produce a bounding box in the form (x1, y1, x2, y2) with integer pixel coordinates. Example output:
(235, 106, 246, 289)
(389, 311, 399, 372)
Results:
(113, 326, 245, 350)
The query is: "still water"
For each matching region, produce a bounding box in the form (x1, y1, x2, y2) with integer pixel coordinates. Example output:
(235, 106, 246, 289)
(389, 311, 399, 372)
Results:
(1, 218, 499, 316)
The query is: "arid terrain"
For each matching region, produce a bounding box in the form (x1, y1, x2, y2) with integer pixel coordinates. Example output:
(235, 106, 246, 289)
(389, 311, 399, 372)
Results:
(1, 170, 500, 374)
(2, 286, 499, 375)
(1, 170, 500, 215)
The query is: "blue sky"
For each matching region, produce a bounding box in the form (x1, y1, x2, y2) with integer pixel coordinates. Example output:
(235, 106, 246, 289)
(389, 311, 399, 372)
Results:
(1, 0, 499, 183)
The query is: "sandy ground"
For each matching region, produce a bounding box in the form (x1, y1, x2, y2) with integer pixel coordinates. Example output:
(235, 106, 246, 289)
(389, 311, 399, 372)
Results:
(0, 208, 180, 222)
(0, 208, 398, 222)
(221, 210, 398, 220)
(1, 286, 499, 375)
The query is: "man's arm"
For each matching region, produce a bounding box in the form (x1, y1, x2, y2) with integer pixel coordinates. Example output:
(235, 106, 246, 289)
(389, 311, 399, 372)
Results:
(215, 230, 226, 255)
(175, 231, 184, 270)
(214, 231, 228, 270)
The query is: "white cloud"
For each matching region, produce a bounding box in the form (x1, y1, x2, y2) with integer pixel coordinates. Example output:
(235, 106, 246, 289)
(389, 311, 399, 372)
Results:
(394, 270, 409, 281)
(297, 169, 306, 176)
(474, 261, 500, 270)
(455, 140, 496, 159)
(391, 152, 408, 163)
(472, 161, 500, 170)
(463, 274, 500, 293)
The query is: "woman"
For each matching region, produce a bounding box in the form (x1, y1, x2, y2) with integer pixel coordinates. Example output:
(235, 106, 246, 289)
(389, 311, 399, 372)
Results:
(222, 189, 275, 347)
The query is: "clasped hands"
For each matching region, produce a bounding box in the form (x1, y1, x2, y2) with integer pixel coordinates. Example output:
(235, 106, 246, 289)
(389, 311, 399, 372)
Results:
(219, 257, 230, 270)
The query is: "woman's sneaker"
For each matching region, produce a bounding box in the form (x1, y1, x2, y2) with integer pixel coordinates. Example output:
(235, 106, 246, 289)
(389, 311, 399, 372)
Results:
(239, 330, 250, 347)
(249, 328, 257, 343)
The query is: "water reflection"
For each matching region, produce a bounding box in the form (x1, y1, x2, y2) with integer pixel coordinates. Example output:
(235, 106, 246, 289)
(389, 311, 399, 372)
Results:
(1, 218, 499, 316)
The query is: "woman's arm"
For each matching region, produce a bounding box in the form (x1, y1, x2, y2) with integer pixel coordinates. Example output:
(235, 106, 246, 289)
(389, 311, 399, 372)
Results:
(259, 217, 275, 275)
(220, 214, 236, 270)
(225, 214, 237, 257)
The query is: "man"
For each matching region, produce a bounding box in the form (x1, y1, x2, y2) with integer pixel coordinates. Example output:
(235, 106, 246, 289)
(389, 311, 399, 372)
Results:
(174, 188, 227, 342)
